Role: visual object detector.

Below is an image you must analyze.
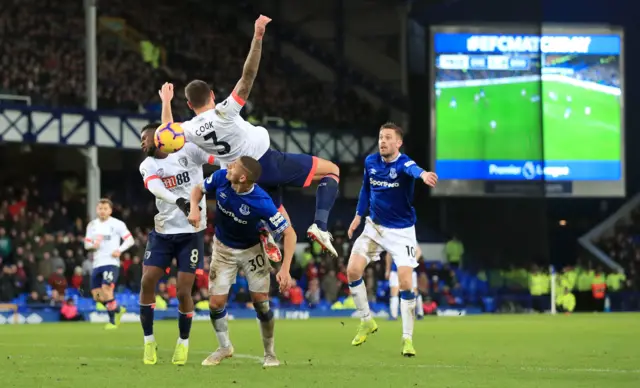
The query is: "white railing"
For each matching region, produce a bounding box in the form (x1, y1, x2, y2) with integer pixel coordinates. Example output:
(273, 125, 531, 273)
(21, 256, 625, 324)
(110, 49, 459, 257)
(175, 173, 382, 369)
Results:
(578, 193, 640, 273)
(0, 94, 31, 106)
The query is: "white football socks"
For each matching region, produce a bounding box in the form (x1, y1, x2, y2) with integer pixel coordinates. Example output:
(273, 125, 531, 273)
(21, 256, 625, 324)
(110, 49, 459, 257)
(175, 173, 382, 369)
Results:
(400, 291, 416, 339)
(390, 295, 399, 319)
(415, 294, 424, 317)
(349, 279, 371, 321)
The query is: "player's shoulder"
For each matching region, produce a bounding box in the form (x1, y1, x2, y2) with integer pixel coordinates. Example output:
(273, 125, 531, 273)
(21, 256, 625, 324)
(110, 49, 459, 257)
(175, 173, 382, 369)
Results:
(250, 184, 274, 202)
(108, 216, 125, 226)
(205, 169, 228, 188)
(364, 153, 381, 166)
(398, 153, 417, 168)
(179, 142, 200, 157)
(139, 156, 157, 171)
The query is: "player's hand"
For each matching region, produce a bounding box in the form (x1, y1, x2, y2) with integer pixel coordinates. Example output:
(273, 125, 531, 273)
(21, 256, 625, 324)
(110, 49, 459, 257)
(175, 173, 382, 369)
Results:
(421, 171, 438, 187)
(348, 215, 361, 239)
(276, 269, 292, 293)
(93, 235, 103, 248)
(187, 211, 201, 229)
(111, 250, 121, 258)
(158, 82, 174, 103)
(176, 198, 192, 217)
(254, 14, 272, 39)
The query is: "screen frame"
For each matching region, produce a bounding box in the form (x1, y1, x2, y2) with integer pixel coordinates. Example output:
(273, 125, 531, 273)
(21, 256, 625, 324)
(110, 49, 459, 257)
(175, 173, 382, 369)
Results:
(429, 24, 626, 198)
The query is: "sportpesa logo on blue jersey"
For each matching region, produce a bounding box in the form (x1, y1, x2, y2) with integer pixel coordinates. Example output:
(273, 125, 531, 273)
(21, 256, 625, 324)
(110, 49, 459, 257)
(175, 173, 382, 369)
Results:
(217, 202, 248, 224)
(369, 179, 399, 188)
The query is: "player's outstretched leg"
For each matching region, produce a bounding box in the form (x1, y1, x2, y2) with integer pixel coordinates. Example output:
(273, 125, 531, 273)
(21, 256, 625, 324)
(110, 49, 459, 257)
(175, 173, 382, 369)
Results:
(202, 295, 234, 366)
(306, 158, 340, 257)
(253, 299, 279, 367)
(347, 254, 378, 346)
(139, 267, 164, 365)
(173, 272, 196, 366)
(398, 267, 416, 357)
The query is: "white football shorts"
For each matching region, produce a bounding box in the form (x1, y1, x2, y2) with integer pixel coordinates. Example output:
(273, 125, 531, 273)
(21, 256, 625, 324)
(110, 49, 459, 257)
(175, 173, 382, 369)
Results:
(209, 237, 271, 295)
(352, 217, 419, 268)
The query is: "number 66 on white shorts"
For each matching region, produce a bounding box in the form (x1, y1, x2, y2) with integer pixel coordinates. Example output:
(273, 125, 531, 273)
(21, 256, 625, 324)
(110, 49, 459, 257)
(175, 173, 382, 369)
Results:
(352, 217, 419, 269)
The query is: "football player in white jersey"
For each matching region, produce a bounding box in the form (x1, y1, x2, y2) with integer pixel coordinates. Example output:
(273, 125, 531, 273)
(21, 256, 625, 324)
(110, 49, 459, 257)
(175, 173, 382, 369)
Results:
(84, 198, 134, 329)
(158, 15, 342, 258)
(138, 122, 216, 365)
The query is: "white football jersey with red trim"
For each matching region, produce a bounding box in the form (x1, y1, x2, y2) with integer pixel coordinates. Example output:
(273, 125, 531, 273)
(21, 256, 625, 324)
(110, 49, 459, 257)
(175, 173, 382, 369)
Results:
(181, 92, 271, 168)
(139, 143, 209, 234)
(85, 217, 131, 268)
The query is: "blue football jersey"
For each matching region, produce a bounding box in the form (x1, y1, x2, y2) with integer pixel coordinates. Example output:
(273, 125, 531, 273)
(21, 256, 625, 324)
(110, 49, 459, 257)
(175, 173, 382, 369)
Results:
(356, 153, 425, 229)
(202, 170, 289, 249)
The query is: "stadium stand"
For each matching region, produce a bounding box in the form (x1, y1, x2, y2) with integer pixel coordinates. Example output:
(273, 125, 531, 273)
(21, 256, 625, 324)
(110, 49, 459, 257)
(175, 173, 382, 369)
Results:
(0, 0, 385, 131)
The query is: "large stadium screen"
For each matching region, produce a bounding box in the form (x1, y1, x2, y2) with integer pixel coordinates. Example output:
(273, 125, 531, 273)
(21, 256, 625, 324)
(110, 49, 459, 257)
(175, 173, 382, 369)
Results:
(430, 26, 625, 197)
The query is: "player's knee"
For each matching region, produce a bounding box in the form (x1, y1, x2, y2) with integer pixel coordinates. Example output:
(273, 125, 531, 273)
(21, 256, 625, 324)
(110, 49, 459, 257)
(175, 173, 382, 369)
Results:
(209, 296, 226, 311)
(140, 275, 156, 294)
(346, 255, 366, 282)
(399, 277, 413, 291)
(176, 287, 191, 304)
(253, 300, 273, 322)
(328, 163, 340, 177)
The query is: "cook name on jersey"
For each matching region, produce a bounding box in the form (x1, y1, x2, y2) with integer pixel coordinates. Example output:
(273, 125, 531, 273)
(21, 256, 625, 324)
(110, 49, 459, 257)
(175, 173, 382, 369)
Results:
(190, 108, 231, 155)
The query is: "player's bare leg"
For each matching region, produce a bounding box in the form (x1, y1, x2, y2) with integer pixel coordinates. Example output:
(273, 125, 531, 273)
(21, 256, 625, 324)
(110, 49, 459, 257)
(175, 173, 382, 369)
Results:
(202, 294, 234, 366)
(139, 266, 164, 365)
(100, 285, 125, 329)
(397, 266, 416, 357)
(306, 158, 340, 257)
(347, 254, 378, 345)
(173, 271, 196, 365)
(251, 292, 279, 367)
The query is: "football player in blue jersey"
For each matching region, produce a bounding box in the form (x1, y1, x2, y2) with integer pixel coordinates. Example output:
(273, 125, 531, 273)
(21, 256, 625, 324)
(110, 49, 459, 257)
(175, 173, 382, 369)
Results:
(187, 156, 296, 368)
(346, 122, 437, 357)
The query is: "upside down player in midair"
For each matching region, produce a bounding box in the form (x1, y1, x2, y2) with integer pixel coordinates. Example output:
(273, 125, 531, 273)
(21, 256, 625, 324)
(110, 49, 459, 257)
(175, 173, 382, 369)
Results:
(346, 123, 437, 357)
(157, 14, 341, 258)
(188, 156, 295, 367)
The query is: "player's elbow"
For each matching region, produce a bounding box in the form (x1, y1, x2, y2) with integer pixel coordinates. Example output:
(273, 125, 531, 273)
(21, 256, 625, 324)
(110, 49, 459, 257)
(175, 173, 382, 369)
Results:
(283, 226, 297, 243)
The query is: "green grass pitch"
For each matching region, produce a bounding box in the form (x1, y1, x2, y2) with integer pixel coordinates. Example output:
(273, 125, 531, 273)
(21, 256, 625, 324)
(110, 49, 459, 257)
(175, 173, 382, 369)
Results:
(435, 80, 621, 161)
(1, 314, 639, 387)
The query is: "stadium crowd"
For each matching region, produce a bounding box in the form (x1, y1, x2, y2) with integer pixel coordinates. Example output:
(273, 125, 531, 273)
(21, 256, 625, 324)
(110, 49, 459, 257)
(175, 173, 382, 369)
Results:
(0, 175, 467, 312)
(0, 0, 384, 131)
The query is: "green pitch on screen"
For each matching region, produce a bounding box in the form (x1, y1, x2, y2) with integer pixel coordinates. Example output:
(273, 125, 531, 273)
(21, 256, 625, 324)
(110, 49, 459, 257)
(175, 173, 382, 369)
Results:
(435, 80, 621, 161)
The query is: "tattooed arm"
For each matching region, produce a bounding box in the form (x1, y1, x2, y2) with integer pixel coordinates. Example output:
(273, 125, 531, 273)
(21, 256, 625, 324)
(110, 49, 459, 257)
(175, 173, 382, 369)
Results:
(233, 15, 271, 102)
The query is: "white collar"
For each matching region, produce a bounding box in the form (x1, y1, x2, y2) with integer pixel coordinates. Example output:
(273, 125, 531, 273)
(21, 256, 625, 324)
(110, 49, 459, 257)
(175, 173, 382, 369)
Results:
(381, 152, 401, 164)
(237, 184, 255, 196)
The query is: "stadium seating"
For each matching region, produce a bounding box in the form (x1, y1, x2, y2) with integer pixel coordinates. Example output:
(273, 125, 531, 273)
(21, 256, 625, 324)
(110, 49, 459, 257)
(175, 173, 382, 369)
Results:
(0, 0, 383, 131)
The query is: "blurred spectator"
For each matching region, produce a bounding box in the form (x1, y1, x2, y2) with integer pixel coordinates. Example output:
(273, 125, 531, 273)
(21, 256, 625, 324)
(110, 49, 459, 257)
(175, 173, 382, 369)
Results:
(127, 256, 143, 292)
(284, 279, 304, 306)
(0, 265, 16, 301)
(305, 278, 321, 306)
(321, 269, 339, 303)
(0, 227, 10, 259)
(48, 267, 67, 297)
(50, 249, 65, 273)
(70, 266, 83, 289)
(60, 298, 83, 321)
